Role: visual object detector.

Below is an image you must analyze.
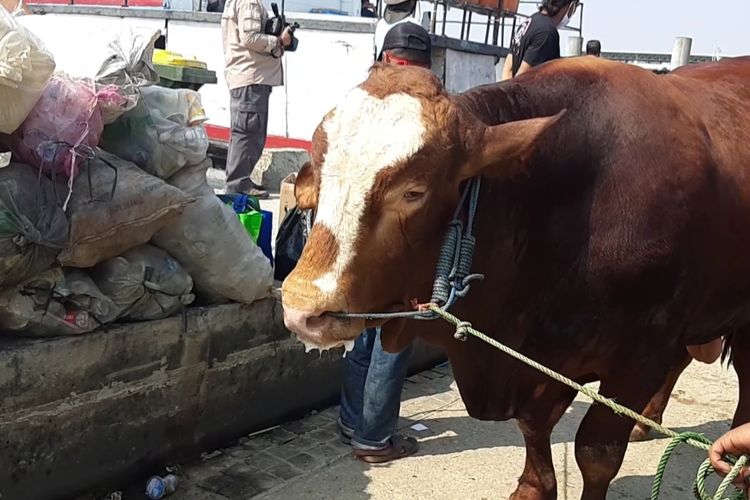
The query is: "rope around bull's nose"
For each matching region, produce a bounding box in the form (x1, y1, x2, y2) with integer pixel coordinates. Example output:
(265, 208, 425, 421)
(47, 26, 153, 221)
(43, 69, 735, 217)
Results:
(426, 303, 749, 500)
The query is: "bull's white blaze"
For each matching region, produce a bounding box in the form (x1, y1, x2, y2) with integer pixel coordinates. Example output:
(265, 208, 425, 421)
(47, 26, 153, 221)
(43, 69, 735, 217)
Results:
(312, 87, 426, 296)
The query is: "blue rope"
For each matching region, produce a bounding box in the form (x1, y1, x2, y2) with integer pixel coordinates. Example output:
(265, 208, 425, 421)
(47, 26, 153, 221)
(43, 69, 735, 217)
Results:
(331, 178, 484, 321)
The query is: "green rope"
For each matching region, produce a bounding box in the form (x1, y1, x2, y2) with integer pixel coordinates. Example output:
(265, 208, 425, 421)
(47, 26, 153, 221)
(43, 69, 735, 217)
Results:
(426, 304, 748, 500)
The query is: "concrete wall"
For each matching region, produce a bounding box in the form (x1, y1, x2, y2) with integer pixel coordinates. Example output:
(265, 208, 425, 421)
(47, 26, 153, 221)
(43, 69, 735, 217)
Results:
(443, 48, 496, 93)
(0, 297, 445, 500)
(20, 7, 502, 141)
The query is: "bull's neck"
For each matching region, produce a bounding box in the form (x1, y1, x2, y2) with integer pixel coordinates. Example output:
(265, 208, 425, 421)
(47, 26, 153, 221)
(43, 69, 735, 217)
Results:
(452, 81, 554, 126)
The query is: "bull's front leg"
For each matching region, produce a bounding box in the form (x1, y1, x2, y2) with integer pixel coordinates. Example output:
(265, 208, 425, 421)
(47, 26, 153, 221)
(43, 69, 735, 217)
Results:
(574, 361, 673, 500)
(511, 383, 577, 500)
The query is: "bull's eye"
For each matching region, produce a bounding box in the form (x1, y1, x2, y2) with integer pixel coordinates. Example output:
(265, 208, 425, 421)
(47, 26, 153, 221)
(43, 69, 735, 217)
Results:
(403, 190, 426, 203)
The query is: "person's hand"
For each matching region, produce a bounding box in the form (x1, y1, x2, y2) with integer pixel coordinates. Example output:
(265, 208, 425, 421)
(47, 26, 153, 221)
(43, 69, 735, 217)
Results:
(709, 423, 750, 491)
(280, 26, 293, 48)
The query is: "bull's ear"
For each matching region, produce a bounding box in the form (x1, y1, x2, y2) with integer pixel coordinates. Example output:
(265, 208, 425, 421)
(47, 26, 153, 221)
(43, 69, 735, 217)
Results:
(295, 161, 319, 210)
(460, 110, 566, 180)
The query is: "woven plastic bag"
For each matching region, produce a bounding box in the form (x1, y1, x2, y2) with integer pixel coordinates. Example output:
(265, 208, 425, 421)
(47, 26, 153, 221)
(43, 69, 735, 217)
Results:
(0, 6, 55, 134)
(94, 27, 161, 124)
(0, 162, 68, 287)
(59, 149, 192, 268)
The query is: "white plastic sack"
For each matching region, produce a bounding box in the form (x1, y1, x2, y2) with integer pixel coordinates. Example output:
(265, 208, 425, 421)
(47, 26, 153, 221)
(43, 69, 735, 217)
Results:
(95, 27, 161, 124)
(0, 6, 55, 134)
(100, 85, 209, 179)
(91, 244, 195, 322)
(152, 159, 273, 304)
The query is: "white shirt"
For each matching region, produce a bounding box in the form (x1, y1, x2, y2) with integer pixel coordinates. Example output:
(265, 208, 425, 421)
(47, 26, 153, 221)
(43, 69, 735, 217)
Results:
(373, 1, 430, 62)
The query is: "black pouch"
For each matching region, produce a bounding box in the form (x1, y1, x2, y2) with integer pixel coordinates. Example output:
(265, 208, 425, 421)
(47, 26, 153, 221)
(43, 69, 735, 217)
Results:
(274, 207, 312, 281)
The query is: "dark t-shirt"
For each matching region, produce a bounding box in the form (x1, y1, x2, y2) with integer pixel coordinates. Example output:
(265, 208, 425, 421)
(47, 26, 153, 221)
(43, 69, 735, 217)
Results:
(510, 12, 560, 76)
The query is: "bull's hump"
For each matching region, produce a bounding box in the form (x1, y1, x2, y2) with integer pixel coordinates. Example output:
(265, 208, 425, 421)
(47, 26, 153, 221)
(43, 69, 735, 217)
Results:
(312, 87, 427, 296)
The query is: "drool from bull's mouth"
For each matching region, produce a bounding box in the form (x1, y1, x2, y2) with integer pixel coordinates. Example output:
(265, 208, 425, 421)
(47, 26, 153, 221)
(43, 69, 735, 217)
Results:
(300, 338, 356, 357)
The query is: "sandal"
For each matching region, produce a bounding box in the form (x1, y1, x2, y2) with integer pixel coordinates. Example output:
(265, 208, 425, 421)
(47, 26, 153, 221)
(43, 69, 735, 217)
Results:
(353, 435, 418, 464)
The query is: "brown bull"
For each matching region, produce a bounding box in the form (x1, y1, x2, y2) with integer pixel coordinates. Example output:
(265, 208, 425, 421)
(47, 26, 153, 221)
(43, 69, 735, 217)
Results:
(282, 57, 750, 499)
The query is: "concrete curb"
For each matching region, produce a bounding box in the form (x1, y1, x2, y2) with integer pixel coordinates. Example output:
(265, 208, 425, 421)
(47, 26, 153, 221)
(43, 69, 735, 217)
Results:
(0, 296, 444, 499)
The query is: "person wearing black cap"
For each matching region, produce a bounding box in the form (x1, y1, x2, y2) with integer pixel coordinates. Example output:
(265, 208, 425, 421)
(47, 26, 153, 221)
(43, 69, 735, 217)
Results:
(336, 22, 432, 465)
(380, 22, 432, 68)
(374, 0, 429, 62)
(501, 0, 579, 80)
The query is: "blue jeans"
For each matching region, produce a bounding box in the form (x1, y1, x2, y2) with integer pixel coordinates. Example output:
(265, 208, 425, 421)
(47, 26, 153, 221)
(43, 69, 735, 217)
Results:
(338, 327, 414, 450)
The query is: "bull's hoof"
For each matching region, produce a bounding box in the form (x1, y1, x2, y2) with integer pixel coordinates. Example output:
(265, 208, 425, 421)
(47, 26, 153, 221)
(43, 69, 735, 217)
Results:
(629, 423, 652, 442)
(509, 483, 556, 500)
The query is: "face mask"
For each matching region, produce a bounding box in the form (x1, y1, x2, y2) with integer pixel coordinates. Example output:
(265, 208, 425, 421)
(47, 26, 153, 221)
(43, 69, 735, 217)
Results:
(557, 3, 575, 28)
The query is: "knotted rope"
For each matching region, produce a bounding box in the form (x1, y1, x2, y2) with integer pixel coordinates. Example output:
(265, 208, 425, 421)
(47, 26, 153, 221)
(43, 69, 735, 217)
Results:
(331, 178, 483, 321)
(427, 303, 748, 500)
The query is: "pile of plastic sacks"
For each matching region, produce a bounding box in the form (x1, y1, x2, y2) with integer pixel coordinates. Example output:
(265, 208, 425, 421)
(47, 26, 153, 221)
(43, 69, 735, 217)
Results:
(0, 9, 273, 337)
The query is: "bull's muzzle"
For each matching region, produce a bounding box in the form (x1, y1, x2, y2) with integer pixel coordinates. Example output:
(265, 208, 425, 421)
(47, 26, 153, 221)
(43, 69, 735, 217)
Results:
(281, 277, 365, 352)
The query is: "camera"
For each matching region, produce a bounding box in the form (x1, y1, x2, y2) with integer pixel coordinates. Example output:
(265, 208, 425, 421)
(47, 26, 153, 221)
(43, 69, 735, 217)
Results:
(265, 2, 300, 52)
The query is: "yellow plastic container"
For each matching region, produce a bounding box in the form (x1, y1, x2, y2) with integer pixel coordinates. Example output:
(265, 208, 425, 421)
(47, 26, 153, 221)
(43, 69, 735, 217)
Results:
(152, 49, 208, 70)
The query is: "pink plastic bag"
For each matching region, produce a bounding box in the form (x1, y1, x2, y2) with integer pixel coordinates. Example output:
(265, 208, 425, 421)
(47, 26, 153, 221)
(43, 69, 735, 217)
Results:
(10, 73, 127, 190)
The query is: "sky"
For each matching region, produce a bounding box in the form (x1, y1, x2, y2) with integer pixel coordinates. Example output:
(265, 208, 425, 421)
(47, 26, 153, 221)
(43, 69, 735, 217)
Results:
(283, 0, 749, 57)
(554, 0, 747, 56)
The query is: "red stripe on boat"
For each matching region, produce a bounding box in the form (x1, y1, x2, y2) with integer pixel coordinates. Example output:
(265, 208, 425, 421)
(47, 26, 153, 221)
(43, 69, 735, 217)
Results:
(205, 124, 311, 152)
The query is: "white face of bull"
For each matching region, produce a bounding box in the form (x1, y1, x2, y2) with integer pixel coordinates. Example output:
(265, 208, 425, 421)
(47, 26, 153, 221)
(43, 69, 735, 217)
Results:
(282, 65, 566, 353)
(312, 88, 427, 297)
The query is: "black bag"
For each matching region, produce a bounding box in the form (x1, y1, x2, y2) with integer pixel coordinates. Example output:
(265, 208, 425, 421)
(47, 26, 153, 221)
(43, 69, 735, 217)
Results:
(274, 207, 311, 281)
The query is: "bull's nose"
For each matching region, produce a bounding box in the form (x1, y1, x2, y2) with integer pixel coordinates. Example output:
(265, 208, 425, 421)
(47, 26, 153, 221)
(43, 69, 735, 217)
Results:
(283, 307, 328, 338)
(282, 307, 365, 351)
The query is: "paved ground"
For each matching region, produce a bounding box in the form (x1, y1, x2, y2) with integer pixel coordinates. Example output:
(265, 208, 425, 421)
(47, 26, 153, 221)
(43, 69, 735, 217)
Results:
(124, 359, 737, 500)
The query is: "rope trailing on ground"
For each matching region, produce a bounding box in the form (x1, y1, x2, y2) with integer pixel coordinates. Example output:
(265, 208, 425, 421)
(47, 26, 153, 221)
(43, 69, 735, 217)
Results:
(426, 303, 748, 500)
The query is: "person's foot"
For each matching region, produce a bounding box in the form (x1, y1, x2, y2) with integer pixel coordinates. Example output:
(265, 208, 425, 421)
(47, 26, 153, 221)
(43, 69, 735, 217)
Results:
(352, 435, 418, 464)
(340, 429, 353, 445)
(226, 182, 270, 200)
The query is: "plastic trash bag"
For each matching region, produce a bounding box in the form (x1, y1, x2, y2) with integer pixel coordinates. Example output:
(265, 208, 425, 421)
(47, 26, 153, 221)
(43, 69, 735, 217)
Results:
(152, 159, 273, 304)
(91, 244, 194, 322)
(56, 268, 120, 324)
(10, 73, 129, 192)
(0, 5, 55, 134)
(218, 193, 273, 265)
(100, 85, 209, 179)
(0, 162, 68, 287)
(0, 268, 104, 336)
(274, 207, 312, 282)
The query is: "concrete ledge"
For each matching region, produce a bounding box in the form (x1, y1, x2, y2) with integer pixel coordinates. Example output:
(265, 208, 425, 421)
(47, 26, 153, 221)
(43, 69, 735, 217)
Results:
(250, 149, 310, 191)
(0, 296, 444, 500)
(208, 146, 310, 193)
